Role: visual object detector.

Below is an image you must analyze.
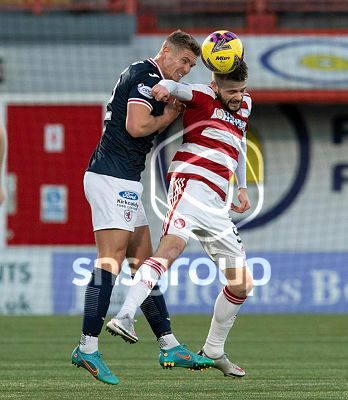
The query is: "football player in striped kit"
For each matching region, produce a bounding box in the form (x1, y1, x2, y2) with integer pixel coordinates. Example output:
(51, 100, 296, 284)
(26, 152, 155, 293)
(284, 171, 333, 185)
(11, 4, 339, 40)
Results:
(110, 61, 254, 377)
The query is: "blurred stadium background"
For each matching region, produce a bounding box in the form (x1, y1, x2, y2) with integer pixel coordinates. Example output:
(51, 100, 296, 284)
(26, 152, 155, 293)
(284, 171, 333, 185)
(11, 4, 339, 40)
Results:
(1, 0, 347, 316)
(0, 1, 348, 397)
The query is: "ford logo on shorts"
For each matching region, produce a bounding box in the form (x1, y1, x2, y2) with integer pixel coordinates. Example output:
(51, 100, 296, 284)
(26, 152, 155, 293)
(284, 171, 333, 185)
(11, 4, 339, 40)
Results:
(119, 191, 139, 200)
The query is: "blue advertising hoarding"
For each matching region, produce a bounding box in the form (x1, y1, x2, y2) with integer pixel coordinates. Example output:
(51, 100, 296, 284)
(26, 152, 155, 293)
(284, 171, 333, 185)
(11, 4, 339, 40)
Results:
(53, 252, 348, 315)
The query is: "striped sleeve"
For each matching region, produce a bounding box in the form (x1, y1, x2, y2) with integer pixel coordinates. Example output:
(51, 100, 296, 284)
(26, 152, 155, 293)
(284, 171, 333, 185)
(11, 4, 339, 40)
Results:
(128, 97, 153, 111)
(241, 92, 252, 118)
(127, 73, 159, 112)
(190, 84, 216, 105)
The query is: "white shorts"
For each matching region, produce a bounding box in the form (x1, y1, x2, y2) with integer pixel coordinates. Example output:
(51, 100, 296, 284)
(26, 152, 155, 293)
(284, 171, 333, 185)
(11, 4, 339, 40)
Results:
(84, 171, 148, 232)
(162, 178, 246, 268)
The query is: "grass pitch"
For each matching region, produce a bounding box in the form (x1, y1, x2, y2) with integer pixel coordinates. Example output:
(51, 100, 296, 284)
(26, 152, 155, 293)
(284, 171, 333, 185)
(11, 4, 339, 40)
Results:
(0, 314, 347, 400)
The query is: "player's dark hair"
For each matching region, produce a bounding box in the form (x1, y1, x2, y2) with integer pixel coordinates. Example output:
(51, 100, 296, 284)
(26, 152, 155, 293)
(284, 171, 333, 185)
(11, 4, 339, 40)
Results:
(164, 30, 201, 56)
(213, 60, 248, 85)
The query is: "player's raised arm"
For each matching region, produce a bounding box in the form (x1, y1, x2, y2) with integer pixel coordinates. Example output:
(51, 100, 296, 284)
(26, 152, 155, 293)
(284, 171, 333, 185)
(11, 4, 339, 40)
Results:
(151, 80, 194, 102)
(231, 139, 250, 213)
(126, 100, 179, 137)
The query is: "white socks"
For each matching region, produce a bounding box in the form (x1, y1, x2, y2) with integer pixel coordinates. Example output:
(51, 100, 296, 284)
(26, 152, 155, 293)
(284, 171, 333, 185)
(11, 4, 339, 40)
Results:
(158, 333, 180, 350)
(203, 285, 246, 359)
(117, 257, 166, 319)
(79, 333, 98, 354)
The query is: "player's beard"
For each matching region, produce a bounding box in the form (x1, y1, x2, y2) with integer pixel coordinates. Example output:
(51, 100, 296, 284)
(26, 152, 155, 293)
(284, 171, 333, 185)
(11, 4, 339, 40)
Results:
(217, 91, 242, 113)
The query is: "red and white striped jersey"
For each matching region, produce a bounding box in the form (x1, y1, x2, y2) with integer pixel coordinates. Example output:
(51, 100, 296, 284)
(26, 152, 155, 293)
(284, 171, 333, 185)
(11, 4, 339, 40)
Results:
(166, 83, 252, 201)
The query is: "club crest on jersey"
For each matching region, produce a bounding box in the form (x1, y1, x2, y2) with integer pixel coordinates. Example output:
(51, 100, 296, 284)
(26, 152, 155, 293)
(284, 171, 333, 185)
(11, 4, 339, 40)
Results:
(174, 218, 186, 229)
(211, 108, 247, 131)
(137, 83, 153, 99)
(124, 210, 132, 222)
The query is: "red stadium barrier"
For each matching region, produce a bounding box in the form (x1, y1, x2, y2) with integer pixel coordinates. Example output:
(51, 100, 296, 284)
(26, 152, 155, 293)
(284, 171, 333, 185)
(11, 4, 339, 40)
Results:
(250, 90, 348, 104)
(136, 0, 348, 34)
(0, 0, 346, 17)
(0, 0, 346, 33)
(0, 0, 136, 15)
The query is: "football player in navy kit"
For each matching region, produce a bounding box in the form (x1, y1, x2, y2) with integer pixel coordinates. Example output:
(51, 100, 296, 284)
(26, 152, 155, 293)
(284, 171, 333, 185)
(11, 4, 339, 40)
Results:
(71, 31, 213, 385)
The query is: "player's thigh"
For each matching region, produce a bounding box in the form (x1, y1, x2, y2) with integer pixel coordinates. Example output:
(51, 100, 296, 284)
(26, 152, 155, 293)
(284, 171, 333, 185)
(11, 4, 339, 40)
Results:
(126, 225, 153, 273)
(94, 228, 131, 275)
(199, 219, 253, 294)
(200, 214, 247, 269)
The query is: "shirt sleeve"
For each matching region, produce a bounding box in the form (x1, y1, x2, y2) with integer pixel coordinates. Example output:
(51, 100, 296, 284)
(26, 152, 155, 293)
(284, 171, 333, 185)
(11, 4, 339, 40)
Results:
(241, 93, 252, 118)
(128, 74, 160, 112)
(158, 79, 193, 101)
(158, 80, 216, 105)
(235, 138, 247, 188)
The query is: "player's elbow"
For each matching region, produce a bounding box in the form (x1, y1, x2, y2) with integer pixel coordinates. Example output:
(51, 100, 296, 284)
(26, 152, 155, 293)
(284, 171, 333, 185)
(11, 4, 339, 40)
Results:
(126, 119, 146, 138)
(127, 127, 144, 138)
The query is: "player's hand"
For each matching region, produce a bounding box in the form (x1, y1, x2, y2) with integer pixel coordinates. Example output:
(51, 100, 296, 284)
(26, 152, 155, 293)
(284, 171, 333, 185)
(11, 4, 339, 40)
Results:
(0, 186, 6, 206)
(174, 99, 185, 113)
(157, 100, 180, 134)
(231, 188, 250, 213)
(163, 100, 180, 122)
(151, 84, 170, 102)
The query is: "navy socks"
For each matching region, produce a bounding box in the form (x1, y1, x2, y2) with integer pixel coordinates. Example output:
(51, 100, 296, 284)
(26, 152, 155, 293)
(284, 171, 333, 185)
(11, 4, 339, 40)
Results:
(82, 268, 172, 339)
(82, 268, 116, 336)
(140, 283, 172, 338)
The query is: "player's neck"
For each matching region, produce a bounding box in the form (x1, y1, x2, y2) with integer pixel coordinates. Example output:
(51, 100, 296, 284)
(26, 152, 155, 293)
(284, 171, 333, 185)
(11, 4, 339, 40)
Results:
(153, 55, 166, 77)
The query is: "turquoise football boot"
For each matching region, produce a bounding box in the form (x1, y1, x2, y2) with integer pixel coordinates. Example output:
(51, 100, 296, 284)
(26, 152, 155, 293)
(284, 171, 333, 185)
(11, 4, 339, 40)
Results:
(159, 344, 214, 371)
(71, 346, 119, 385)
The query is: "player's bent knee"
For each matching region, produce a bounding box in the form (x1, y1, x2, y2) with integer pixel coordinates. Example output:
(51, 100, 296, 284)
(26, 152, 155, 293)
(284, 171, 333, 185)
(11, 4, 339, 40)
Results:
(155, 235, 186, 266)
(243, 268, 254, 295)
(246, 275, 254, 295)
(227, 274, 253, 298)
(95, 257, 123, 276)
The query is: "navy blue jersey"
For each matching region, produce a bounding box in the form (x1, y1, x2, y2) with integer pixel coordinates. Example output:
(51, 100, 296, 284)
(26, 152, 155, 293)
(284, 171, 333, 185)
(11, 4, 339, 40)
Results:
(87, 58, 166, 181)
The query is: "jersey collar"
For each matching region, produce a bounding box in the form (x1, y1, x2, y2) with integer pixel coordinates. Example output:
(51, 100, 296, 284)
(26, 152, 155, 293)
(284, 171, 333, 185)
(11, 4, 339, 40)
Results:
(148, 58, 165, 79)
